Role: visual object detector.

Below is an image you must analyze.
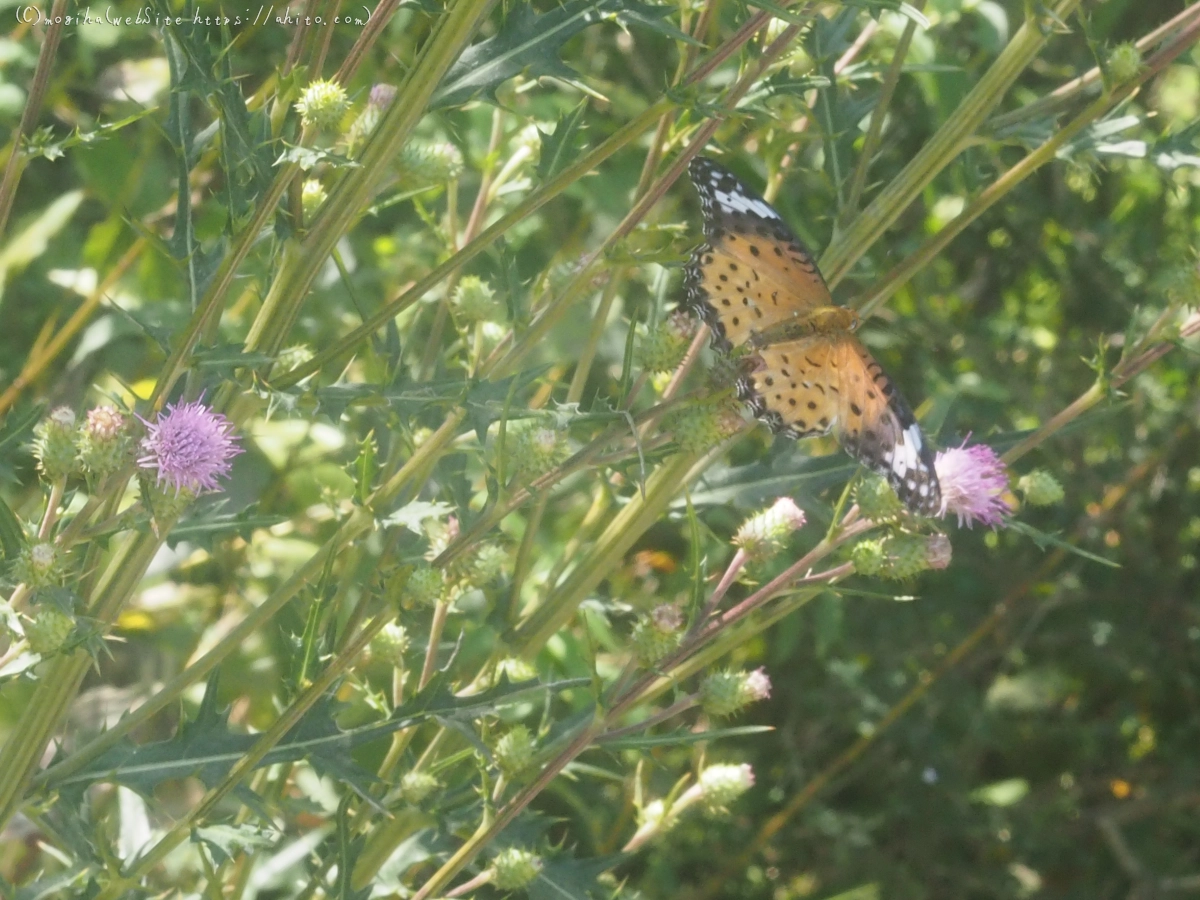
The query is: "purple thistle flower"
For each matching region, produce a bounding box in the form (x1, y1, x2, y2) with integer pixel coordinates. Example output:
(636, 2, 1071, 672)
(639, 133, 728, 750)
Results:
(934, 440, 1012, 529)
(138, 400, 242, 495)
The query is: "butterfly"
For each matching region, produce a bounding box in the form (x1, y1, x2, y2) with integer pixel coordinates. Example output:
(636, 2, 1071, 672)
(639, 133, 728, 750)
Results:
(683, 157, 941, 515)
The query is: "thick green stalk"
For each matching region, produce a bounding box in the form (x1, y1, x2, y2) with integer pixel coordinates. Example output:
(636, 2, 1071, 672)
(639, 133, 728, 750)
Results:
(820, 0, 1081, 287)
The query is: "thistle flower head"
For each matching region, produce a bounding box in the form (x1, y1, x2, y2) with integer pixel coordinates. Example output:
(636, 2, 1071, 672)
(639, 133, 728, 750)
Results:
(15, 542, 63, 589)
(399, 770, 440, 805)
(137, 400, 242, 496)
(453, 276, 504, 323)
(696, 763, 755, 813)
(934, 441, 1011, 529)
(370, 622, 409, 666)
(1018, 470, 1065, 507)
(301, 178, 327, 221)
(631, 604, 684, 666)
(490, 847, 543, 891)
(638, 310, 697, 374)
(34, 407, 79, 480)
(404, 564, 446, 609)
(508, 423, 569, 483)
(700, 667, 772, 717)
(25, 605, 75, 655)
(494, 725, 537, 778)
(733, 497, 806, 562)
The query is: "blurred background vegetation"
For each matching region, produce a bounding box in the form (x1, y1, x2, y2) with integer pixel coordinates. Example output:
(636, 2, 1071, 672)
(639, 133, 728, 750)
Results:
(0, 0, 1198, 898)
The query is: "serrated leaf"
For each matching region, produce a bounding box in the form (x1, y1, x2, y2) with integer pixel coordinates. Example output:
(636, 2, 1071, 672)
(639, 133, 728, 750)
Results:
(598, 725, 773, 750)
(381, 500, 455, 534)
(537, 103, 589, 183)
(193, 823, 278, 866)
(433, 0, 689, 109)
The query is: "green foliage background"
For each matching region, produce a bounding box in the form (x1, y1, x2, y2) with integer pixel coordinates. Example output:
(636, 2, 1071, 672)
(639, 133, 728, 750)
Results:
(0, 0, 1198, 898)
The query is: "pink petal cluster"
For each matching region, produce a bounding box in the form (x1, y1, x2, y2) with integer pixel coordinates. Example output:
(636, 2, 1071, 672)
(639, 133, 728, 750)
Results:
(934, 441, 1011, 529)
(138, 400, 242, 495)
(743, 667, 772, 702)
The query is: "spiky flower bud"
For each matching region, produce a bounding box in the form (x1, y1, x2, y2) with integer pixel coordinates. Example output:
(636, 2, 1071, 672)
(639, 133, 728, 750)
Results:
(453, 276, 504, 324)
(77, 406, 130, 480)
(1018, 470, 1064, 507)
(887, 532, 933, 580)
(25, 605, 75, 655)
(344, 83, 396, 151)
(638, 311, 697, 374)
(1107, 43, 1143, 85)
(700, 667, 772, 718)
(34, 407, 79, 480)
(851, 533, 935, 580)
(397, 141, 465, 187)
(370, 622, 409, 666)
(926, 533, 952, 570)
(301, 178, 327, 222)
(665, 400, 743, 456)
(399, 770, 440, 805)
(14, 542, 62, 589)
(850, 538, 887, 577)
(733, 498, 806, 562)
(456, 543, 508, 588)
(494, 725, 537, 778)
(490, 847, 543, 891)
(855, 473, 904, 520)
(295, 79, 350, 132)
(404, 564, 445, 609)
(507, 423, 570, 484)
(631, 604, 683, 666)
(695, 763, 755, 814)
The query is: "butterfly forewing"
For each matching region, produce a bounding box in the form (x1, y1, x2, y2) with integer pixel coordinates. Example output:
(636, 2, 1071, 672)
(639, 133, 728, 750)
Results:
(686, 156, 942, 516)
(685, 158, 831, 350)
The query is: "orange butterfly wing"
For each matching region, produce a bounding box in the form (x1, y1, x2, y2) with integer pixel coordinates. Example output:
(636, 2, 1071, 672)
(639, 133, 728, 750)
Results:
(685, 157, 941, 515)
(684, 157, 831, 351)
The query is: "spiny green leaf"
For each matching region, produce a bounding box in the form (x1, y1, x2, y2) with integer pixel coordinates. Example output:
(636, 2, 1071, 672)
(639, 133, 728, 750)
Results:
(537, 103, 589, 184)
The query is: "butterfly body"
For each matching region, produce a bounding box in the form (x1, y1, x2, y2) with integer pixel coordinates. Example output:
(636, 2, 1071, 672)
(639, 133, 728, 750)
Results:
(684, 157, 941, 515)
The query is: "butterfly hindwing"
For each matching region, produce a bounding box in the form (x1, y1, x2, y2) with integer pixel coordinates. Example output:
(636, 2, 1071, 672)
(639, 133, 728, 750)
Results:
(743, 336, 940, 514)
(684, 158, 831, 351)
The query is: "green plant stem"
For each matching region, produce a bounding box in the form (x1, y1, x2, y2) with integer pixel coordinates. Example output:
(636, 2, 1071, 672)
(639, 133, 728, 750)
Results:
(819, 0, 1081, 288)
(0, 0, 68, 242)
(91, 605, 397, 900)
(856, 15, 1200, 318)
(841, 5, 923, 220)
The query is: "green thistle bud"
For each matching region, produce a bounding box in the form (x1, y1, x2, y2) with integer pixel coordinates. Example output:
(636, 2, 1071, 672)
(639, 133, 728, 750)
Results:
(34, 407, 79, 481)
(344, 83, 396, 152)
(397, 140, 465, 187)
(404, 565, 446, 609)
(696, 763, 755, 814)
(1018, 470, 1064, 507)
(638, 311, 696, 374)
(295, 79, 350, 132)
(301, 178, 327, 222)
(733, 498, 806, 562)
(926, 533, 952, 570)
(14, 542, 63, 589)
(631, 604, 683, 666)
(664, 400, 743, 456)
(855, 473, 904, 521)
(25, 605, 75, 655)
(507, 423, 569, 484)
(399, 770, 440, 805)
(699, 667, 772, 718)
(370, 622, 409, 666)
(77, 406, 130, 480)
(1106, 43, 1142, 85)
(849, 538, 887, 577)
(453, 276, 504, 324)
(885, 532, 932, 580)
(490, 847, 543, 891)
(494, 725, 537, 778)
(457, 543, 507, 588)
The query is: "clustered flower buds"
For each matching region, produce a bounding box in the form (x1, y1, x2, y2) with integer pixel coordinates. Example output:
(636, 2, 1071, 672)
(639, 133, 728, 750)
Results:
(700, 667, 772, 717)
(398, 770, 440, 805)
(295, 79, 350, 132)
(490, 847, 543, 891)
(1018, 470, 1064, 507)
(631, 603, 683, 666)
(453, 276, 504, 324)
(493, 725, 537, 778)
(855, 473, 904, 521)
(934, 441, 1012, 529)
(733, 498, 806, 562)
(34, 408, 79, 481)
(507, 423, 570, 484)
(851, 532, 949, 580)
(638, 311, 697, 374)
